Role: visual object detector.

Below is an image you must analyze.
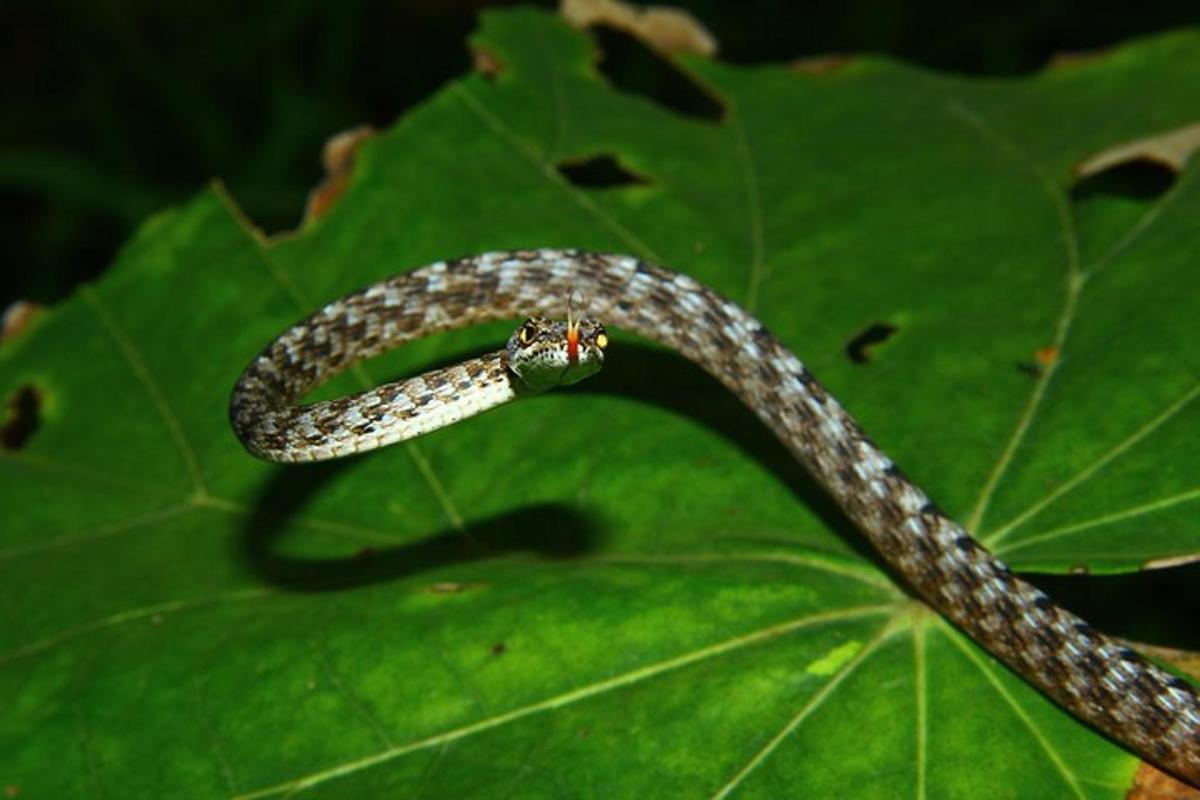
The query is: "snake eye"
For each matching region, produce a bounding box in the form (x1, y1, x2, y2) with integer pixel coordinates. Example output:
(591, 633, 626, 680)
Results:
(518, 321, 538, 347)
(595, 329, 608, 350)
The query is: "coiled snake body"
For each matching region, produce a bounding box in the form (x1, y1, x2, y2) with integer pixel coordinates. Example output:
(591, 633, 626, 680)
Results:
(230, 249, 1200, 785)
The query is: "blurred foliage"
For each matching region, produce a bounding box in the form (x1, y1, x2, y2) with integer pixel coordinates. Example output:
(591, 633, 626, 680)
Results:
(1, 0, 1197, 308)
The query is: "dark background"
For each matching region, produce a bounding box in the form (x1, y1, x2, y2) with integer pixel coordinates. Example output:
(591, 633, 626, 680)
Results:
(3, 0, 1199, 644)
(3, 0, 1198, 308)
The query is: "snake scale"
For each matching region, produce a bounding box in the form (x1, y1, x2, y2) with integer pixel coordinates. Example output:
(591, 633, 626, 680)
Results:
(230, 249, 1200, 786)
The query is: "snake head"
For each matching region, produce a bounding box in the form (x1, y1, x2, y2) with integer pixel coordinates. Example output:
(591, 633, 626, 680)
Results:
(506, 316, 608, 393)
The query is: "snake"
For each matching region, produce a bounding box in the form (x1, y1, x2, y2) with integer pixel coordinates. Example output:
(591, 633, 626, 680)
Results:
(229, 248, 1200, 786)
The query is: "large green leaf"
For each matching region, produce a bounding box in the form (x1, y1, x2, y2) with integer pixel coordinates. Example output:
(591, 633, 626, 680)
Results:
(4, 9, 1199, 797)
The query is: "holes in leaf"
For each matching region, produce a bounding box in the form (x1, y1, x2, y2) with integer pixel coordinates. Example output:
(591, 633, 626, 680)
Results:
(846, 323, 898, 364)
(1070, 159, 1176, 203)
(557, 154, 649, 189)
(1069, 155, 1178, 266)
(1016, 362, 1042, 378)
(2, 384, 41, 450)
(591, 26, 723, 122)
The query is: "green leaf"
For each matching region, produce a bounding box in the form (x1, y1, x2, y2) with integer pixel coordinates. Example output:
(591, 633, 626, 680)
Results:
(4, 9, 1199, 797)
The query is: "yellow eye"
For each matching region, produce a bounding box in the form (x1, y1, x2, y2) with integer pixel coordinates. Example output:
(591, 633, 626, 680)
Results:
(518, 322, 537, 346)
(595, 331, 608, 350)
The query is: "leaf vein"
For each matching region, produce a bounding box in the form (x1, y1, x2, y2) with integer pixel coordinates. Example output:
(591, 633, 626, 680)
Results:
(0, 588, 273, 666)
(987, 379, 1200, 547)
(313, 634, 396, 749)
(192, 666, 240, 795)
(244, 241, 467, 531)
(453, 82, 663, 262)
(532, 21, 567, 162)
(710, 620, 898, 799)
(81, 285, 207, 497)
(729, 105, 766, 311)
(945, 99, 1084, 534)
(0, 449, 183, 499)
(0, 502, 193, 561)
(231, 603, 894, 799)
(940, 622, 1086, 799)
(914, 623, 928, 800)
(1088, 160, 1198, 274)
(585, 551, 895, 591)
(999, 486, 1200, 555)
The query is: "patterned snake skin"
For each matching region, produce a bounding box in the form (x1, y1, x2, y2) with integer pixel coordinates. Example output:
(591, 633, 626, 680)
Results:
(230, 249, 1200, 785)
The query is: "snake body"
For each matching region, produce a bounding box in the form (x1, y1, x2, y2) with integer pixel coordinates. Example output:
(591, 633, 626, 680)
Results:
(230, 249, 1200, 785)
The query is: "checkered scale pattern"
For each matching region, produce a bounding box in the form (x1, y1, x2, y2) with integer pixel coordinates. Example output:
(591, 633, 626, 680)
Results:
(230, 249, 1200, 785)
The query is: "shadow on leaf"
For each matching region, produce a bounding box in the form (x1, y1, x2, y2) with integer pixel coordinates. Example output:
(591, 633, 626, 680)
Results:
(239, 457, 601, 592)
(578, 342, 884, 571)
(237, 339, 889, 593)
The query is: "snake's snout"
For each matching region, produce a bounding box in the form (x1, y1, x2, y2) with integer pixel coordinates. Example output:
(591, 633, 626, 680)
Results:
(505, 316, 608, 393)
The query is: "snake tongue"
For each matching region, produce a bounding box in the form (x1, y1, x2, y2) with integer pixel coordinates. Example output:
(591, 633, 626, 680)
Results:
(566, 323, 579, 363)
